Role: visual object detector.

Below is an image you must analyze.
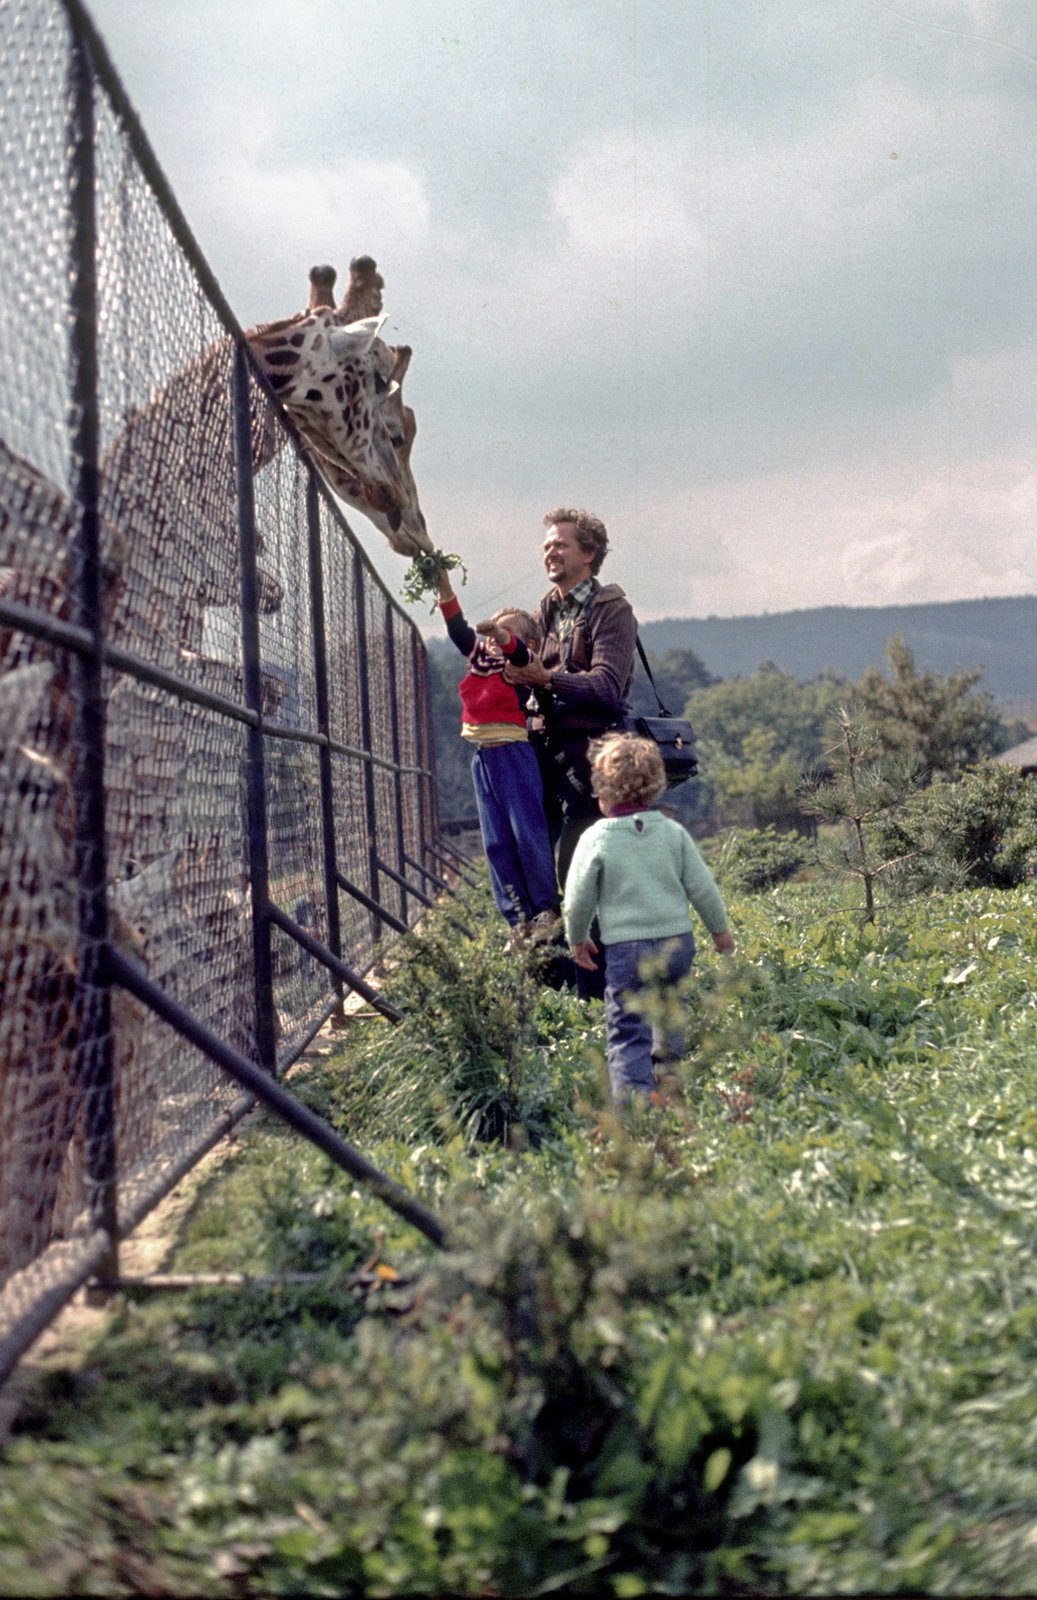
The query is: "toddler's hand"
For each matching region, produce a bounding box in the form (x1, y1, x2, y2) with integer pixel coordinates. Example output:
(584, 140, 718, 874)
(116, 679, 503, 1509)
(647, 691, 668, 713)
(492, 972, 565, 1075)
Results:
(474, 617, 509, 645)
(712, 930, 736, 954)
(571, 937, 599, 971)
(504, 653, 551, 688)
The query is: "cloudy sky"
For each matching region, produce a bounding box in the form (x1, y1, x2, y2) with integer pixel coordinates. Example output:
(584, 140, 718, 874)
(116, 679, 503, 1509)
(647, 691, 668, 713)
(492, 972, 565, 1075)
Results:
(85, 0, 1036, 627)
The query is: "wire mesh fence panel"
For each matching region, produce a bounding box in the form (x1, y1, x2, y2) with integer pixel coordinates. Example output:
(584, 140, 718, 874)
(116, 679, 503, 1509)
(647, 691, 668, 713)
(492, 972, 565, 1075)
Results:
(0, 1, 72, 494)
(104, 683, 254, 1156)
(362, 583, 404, 921)
(266, 734, 336, 1062)
(94, 95, 246, 691)
(0, 1, 92, 1314)
(392, 608, 426, 880)
(322, 515, 381, 960)
(0, 0, 439, 1373)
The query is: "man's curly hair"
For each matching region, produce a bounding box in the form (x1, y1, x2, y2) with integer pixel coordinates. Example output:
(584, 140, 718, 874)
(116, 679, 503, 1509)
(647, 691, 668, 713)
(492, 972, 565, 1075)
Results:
(542, 507, 609, 574)
(589, 732, 666, 810)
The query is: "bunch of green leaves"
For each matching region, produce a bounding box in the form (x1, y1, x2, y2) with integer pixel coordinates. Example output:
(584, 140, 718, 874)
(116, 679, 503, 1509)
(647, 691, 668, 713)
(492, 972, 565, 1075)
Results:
(855, 633, 1007, 781)
(399, 547, 468, 611)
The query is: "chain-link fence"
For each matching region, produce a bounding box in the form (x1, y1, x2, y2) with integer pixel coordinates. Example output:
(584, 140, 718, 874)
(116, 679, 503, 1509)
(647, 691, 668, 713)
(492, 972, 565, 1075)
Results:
(0, 0, 453, 1381)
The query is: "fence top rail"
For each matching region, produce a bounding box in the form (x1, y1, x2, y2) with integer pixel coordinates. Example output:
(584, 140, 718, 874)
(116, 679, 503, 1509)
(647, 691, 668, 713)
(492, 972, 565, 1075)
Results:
(59, 0, 430, 644)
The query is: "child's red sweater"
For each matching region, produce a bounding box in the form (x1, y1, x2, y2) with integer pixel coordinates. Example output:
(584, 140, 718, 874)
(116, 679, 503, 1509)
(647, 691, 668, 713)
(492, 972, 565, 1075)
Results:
(440, 595, 530, 731)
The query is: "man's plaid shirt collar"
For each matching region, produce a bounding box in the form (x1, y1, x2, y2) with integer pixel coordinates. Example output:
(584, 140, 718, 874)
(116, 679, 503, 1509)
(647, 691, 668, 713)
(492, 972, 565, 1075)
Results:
(550, 576, 596, 640)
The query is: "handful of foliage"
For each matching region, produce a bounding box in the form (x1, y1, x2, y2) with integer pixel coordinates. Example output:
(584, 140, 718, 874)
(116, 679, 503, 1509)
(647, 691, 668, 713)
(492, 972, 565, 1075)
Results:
(399, 549, 468, 611)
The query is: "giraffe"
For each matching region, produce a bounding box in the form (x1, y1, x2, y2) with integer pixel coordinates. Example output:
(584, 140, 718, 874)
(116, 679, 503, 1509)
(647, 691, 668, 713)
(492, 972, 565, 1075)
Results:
(98, 252, 430, 659)
(243, 254, 431, 557)
(0, 254, 431, 1281)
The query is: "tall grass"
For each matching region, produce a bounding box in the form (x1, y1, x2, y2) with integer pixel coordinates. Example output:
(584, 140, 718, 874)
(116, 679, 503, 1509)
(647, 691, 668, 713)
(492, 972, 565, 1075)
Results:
(2, 875, 1036, 1596)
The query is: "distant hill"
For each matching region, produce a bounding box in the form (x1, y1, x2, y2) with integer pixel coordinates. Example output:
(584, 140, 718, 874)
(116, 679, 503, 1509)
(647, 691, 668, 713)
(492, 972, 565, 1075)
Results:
(638, 595, 1037, 704)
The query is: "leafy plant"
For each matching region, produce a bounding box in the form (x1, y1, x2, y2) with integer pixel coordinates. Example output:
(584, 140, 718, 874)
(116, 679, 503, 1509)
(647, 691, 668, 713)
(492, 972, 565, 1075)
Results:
(399, 548, 468, 611)
(328, 879, 592, 1148)
(712, 824, 809, 893)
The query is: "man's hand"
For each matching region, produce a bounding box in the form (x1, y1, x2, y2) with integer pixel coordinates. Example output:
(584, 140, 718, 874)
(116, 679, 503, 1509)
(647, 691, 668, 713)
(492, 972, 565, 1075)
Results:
(504, 653, 552, 689)
(712, 930, 736, 954)
(571, 936, 599, 971)
(474, 617, 510, 646)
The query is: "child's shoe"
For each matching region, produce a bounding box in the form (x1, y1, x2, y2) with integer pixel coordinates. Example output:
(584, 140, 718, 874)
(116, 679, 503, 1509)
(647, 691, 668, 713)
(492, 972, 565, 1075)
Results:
(527, 910, 561, 944)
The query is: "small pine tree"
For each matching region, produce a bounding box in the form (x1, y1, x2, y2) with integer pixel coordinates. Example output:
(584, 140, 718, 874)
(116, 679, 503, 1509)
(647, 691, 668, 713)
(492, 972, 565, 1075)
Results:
(802, 708, 919, 921)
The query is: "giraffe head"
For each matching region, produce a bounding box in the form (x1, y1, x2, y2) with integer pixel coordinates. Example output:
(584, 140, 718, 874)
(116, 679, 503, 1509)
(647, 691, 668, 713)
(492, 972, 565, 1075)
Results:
(245, 256, 430, 556)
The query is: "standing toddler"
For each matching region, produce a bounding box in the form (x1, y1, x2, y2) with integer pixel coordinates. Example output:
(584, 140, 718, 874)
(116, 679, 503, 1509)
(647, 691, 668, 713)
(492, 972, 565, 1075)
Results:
(564, 733, 735, 1100)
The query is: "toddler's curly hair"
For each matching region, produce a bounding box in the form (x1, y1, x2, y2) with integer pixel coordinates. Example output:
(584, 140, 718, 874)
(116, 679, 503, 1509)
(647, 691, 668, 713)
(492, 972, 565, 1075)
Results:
(589, 732, 666, 811)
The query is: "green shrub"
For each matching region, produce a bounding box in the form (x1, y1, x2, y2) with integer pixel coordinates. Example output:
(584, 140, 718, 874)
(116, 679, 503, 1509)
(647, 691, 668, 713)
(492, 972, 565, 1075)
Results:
(327, 879, 596, 1148)
(875, 760, 1037, 894)
(712, 824, 809, 893)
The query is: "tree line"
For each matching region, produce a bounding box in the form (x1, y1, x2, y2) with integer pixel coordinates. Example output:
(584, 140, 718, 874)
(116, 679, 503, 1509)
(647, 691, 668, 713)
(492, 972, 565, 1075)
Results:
(429, 633, 1031, 832)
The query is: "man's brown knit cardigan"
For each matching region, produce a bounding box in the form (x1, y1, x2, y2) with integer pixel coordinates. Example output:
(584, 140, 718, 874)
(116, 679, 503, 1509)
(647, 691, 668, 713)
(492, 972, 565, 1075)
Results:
(530, 581, 638, 736)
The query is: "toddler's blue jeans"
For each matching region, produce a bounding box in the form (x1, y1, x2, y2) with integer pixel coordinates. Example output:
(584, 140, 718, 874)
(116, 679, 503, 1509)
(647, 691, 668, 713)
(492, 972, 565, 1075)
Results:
(471, 741, 559, 925)
(604, 932, 696, 1100)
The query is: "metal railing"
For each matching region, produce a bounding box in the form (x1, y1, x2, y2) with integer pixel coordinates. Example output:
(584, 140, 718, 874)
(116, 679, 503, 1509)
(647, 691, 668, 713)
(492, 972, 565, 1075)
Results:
(0, 0, 447, 1382)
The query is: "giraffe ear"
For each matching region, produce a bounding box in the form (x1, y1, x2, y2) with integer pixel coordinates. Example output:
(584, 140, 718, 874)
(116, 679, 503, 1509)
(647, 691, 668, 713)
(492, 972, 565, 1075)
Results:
(328, 314, 388, 362)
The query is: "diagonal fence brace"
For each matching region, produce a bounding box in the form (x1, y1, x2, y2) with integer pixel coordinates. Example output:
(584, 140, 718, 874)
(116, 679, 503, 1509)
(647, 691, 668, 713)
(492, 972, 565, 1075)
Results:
(265, 904, 402, 1022)
(337, 871, 411, 937)
(104, 945, 447, 1249)
(383, 856, 475, 941)
(425, 840, 480, 890)
(404, 851, 453, 896)
(374, 855, 434, 910)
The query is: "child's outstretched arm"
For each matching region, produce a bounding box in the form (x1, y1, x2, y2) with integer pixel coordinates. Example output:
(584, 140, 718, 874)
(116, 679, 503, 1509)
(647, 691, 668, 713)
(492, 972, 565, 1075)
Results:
(437, 569, 477, 657)
(474, 616, 532, 668)
(474, 616, 509, 644)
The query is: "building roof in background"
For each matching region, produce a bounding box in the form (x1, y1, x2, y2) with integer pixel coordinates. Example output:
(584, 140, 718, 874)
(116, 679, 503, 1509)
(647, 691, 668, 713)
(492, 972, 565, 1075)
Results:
(995, 736, 1037, 772)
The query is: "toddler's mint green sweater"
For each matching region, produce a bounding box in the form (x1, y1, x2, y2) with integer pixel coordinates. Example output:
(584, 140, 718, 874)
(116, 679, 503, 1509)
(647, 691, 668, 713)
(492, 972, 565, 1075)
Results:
(564, 811, 729, 946)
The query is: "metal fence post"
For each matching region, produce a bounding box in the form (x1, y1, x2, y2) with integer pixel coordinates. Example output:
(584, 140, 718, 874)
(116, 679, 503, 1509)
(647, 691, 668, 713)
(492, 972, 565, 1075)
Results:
(383, 605, 408, 925)
(306, 476, 344, 1007)
(232, 346, 278, 1074)
(68, 23, 119, 1285)
(352, 549, 382, 941)
(413, 632, 441, 875)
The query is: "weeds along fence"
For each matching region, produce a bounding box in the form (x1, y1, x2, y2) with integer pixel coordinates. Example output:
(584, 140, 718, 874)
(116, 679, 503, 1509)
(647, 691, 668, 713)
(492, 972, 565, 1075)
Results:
(0, 0, 455, 1381)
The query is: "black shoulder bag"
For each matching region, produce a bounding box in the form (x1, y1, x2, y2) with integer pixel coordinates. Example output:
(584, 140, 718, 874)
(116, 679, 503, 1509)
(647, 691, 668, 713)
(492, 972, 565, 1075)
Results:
(621, 637, 700, 787)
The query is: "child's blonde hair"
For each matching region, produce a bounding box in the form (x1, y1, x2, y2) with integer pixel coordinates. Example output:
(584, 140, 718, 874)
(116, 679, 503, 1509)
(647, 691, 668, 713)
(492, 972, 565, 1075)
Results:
(589, 732, 666, 811)
(493, 607, 541, 650)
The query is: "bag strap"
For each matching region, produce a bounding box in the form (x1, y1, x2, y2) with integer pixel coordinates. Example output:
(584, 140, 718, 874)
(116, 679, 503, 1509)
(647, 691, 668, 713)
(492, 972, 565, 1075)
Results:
(636, 634, 673, 717)
(561, 590, 672, 719)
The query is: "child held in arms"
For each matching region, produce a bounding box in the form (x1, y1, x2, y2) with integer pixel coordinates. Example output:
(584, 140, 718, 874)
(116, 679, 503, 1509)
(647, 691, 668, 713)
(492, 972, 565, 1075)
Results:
(564, 732, 735, 1101)
(437, 566, 560, 938)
